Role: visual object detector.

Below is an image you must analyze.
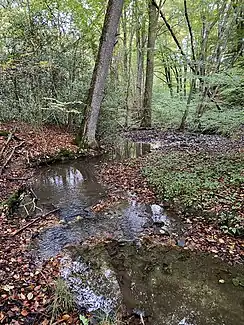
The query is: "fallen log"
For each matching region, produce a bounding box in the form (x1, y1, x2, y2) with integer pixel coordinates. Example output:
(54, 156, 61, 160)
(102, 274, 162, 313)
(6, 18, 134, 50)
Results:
(12, 208, 59, 237)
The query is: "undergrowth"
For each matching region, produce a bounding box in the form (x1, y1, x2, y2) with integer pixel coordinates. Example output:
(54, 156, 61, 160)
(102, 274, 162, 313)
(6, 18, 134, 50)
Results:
(142, 151, 244, 236)
(152, 87, 244, 136)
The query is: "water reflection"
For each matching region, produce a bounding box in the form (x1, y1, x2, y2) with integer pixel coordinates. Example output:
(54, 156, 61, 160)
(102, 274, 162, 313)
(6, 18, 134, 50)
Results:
(33, 157, 184, 260)
(109, 141, 151, 160)
(33, 160, 105, 218)
(62, 242, 244, 325)
(34, 196, 183, 260)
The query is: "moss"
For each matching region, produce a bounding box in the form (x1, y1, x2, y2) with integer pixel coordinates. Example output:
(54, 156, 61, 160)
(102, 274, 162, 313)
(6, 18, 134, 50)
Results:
(2, 186, 26, 216)
(0, 130, 9, 137)
(57, 148, 75, 158)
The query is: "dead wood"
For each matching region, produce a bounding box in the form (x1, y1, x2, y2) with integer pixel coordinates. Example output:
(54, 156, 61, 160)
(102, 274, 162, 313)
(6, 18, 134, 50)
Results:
(0, 141, 25, 175)
(0, 127, 17, 158)
(12, 208, 59, 237)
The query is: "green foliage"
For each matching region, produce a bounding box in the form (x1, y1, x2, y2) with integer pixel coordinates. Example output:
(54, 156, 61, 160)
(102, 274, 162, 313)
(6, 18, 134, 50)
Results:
(207, 67, 244, 109)
(152, 86, 244, 136)
(98, 83, 127, 143)
(0, 0, 94, 126)
(0, 0, 243, 141)
(218, 211, 244, 237)
(142, 151, 244, 212)
(152, 88, 193, 129)
(79, 315, 89, 325)
(194, 107, 244, 136)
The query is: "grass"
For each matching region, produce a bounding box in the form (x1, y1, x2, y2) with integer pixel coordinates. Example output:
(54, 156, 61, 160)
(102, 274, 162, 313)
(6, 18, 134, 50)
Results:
(50, 278, 74, 323)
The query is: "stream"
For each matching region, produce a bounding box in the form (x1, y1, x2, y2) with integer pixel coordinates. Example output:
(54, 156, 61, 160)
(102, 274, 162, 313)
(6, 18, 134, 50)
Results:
(30, 140, 244, 325)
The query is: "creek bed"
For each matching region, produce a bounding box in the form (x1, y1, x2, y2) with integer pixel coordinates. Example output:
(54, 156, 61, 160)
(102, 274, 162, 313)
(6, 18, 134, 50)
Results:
(29, 140, 244, 324)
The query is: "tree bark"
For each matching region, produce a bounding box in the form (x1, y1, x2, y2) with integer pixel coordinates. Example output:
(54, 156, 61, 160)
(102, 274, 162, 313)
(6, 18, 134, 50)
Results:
(78, 0, 124, 148)
(179, 79, 194, 130)
(141, 1, 158, 128)
(136, 17, 146, 112)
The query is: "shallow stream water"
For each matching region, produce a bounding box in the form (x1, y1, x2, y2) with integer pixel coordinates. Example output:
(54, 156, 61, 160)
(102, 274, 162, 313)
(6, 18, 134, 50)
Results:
(31, 140, 244, 325)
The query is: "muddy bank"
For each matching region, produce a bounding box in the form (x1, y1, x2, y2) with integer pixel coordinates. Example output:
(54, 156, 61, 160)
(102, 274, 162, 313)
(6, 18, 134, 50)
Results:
(123, 129, 244, 153)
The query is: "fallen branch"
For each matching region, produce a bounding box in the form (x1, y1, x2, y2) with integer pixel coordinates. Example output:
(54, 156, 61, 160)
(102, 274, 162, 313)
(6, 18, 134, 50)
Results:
(140, 314, 145, 325)
(0, 141, 25, 175)
(0, 127, 16, 158)
(6, 177, 29, 181)
(12, 208, 59, 237)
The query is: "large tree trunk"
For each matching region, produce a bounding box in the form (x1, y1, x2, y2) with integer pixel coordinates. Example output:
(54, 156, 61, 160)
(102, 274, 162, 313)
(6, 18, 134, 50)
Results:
(141, 1, 158, 128)
(78, 0, 124, 149)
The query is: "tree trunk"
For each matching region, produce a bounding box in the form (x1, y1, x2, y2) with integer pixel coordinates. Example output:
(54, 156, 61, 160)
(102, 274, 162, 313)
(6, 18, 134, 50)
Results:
(78, 0, 124, 149)
(141, 1, 158, 128)
(135, 16, 146, 113)
(179, 79, 194, 131)
(165, 66, 173, 97)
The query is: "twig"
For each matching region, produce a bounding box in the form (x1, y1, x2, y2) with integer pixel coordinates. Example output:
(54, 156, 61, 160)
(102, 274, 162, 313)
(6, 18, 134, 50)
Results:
(140, 314, 145, 325)
(12, 208, 59, 237)
(26, 151, 30, 164)
(6, 177, 29, 181)
(0, 141, 25, 175)
(22, 204, 30, 216)
(31, 198, 43, 213)
(29, 187, 38, 200)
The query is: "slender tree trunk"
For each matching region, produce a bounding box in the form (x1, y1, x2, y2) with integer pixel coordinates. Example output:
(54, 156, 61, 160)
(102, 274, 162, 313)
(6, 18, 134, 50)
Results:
(136, 18, 146, 113)
(125, 23, 135, 127)
(165, 66, 173, 97)
(141, 1, 158, 128)
(183, 63, 187, 97)
(78, 0, 124, 148)
(173, 66, 180, 94)
(179, 79, 194, 130)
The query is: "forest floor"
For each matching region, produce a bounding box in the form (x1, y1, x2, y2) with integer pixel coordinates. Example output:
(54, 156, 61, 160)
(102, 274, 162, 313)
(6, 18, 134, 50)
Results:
(0, 122, 243, 324)
(0, 122, 82, 324)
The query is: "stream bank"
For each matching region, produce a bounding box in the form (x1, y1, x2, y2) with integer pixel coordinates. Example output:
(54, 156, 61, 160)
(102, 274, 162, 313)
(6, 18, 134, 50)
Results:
(0, 126, 243, 324)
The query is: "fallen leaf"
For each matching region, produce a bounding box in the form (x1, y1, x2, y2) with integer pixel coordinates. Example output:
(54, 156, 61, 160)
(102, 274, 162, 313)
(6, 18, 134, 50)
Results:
(62, 314, 70, 321)
(21, 309, 28, 317)
(2, 285, 14, 292)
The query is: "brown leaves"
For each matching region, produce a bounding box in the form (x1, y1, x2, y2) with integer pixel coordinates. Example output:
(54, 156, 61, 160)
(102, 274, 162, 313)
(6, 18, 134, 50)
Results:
(97, 160, 156, 207)
(0, 208, 65, 324)
(20, 310, 28, 317)
(0, 121, 79, 203)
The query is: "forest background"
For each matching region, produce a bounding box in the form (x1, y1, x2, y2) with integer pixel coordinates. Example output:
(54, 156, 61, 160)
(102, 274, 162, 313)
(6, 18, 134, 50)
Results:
(0, 0, 243, 142)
